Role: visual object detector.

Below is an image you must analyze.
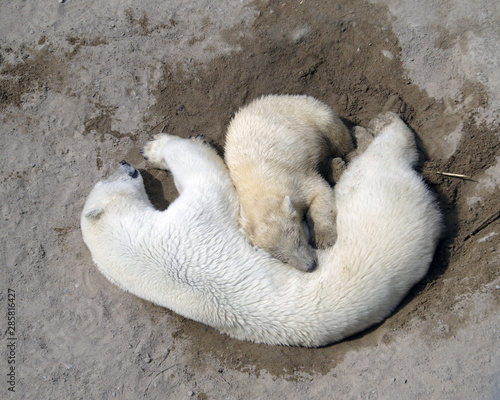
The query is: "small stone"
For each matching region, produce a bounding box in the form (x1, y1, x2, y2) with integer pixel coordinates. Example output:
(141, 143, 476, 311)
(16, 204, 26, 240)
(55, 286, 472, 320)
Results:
(382, 50, 394, 60)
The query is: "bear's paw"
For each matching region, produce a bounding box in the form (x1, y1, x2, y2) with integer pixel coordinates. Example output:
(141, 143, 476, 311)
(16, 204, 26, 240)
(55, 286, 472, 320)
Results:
(367, 111, 401, 135)
(141, 134, 177, 169)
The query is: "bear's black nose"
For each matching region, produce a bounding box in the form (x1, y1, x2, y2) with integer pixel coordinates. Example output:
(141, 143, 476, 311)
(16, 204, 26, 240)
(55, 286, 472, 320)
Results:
(119, 160, 139, 178)
(306, 259, 317, 273)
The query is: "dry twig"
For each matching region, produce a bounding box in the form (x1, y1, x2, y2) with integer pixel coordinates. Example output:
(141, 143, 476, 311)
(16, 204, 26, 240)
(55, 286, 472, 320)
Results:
(431, 171, 476, 181)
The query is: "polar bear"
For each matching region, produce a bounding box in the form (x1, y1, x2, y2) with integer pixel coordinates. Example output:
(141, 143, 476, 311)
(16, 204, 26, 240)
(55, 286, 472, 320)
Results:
(225, 95, 354, 272)
(80, 112, 441, 347)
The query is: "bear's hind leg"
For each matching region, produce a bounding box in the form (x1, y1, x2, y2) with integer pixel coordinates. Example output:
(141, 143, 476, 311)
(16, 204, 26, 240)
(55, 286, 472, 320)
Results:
(366, 112, 418, 165)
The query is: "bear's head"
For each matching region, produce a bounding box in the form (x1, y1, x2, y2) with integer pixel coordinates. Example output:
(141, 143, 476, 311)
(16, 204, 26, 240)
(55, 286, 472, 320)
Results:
(81, 161, 149, 222)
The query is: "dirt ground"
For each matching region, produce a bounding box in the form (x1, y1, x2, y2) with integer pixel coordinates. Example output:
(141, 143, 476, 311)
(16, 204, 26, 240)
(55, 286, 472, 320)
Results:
(1, 0, 499, 399)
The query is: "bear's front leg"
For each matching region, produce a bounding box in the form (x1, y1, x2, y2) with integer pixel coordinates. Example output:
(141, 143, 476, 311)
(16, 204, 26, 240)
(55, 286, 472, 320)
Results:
(140, 134, 179, 170)
(306, 180, 338, 249)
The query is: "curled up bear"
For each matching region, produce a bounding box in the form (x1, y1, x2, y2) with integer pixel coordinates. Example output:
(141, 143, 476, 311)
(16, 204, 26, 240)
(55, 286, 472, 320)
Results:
(81, 110, 442, 347)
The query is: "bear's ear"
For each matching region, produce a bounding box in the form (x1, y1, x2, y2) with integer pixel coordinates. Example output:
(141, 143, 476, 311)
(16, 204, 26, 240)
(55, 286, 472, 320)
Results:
(282, 196, 298, 217)
(84, 207, 104, 219)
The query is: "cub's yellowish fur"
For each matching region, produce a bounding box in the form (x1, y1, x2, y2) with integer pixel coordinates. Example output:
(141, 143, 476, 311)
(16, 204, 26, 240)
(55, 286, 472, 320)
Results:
(225, 95, 353, 272)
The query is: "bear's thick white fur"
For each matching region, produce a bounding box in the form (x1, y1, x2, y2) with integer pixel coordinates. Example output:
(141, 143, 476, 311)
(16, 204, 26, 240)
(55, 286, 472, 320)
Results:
(225, 95, 353, 272)
(81, 112, 441, 347)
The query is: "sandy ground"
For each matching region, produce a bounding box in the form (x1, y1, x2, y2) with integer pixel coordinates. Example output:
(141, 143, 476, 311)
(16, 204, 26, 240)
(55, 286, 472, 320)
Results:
(1, 0, 499, 399)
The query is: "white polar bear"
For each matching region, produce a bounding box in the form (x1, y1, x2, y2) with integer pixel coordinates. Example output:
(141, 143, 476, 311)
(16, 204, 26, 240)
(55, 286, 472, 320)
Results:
(225, 95, 353, 272)
(80, 112, 442, 347)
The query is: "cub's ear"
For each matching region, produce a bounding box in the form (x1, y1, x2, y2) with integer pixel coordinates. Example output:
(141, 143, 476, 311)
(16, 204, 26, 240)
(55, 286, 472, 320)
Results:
(282, 196, 298, 217)
(83, 207, 104, 219)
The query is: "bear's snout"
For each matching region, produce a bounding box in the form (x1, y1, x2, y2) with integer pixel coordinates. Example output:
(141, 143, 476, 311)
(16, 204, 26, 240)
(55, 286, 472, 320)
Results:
(119, 160, 139, 179)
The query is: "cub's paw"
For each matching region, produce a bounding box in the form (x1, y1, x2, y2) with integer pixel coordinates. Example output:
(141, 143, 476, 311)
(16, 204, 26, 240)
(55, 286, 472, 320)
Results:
(311, 224, 337, 249)
(346, 126, 376, 160)
(330, 157, 347, 183)
(141, 134, 177, 169)
(306, 211, 338, 249)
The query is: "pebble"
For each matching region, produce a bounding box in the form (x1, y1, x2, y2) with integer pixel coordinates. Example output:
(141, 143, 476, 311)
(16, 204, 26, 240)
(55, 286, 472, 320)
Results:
(382, 50, 394, 60)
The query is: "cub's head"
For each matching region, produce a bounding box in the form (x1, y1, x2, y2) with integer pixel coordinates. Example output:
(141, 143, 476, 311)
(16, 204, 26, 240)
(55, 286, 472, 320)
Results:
(241, 196, 317, 273)
(81, 161, 149, 224)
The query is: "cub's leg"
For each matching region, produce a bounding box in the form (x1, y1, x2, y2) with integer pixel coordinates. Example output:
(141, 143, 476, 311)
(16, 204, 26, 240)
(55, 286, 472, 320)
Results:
(305, 178, 338, 249)
(329, 126, 375, 183)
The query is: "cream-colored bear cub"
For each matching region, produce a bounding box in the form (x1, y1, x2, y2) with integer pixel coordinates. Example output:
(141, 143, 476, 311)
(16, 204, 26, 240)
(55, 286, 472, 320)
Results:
(225, 95, 353, 272)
